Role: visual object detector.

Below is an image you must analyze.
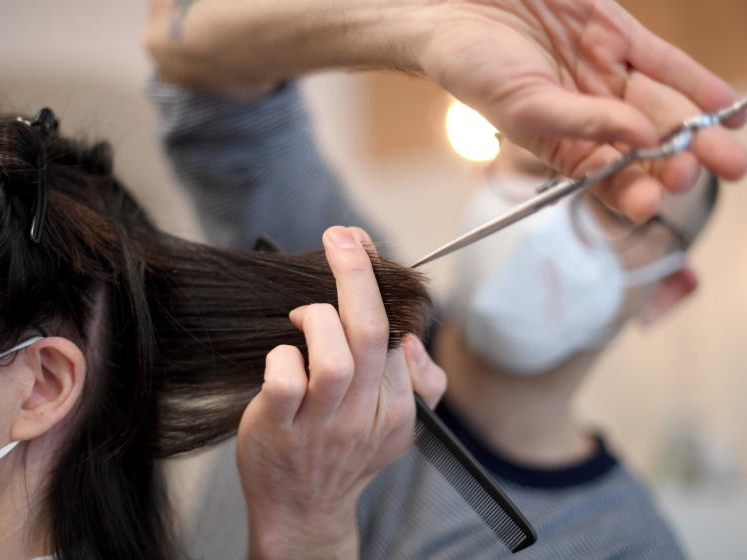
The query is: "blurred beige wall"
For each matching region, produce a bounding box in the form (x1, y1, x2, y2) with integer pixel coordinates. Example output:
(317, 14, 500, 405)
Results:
(621, 0, 747, 84)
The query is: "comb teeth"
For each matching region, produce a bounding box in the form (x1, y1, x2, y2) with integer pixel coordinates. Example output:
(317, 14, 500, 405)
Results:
(414, 396, 536, 553)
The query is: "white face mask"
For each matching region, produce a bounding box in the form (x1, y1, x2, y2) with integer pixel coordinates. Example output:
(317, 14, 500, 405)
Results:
(0, 336, 43, 461)
(449, 179, 684, 375)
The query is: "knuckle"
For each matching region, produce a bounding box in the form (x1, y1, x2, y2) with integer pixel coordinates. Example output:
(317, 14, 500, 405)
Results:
(263, 374, 304, 403)
(355, 318, 389, 349)
(313, 359, 353, 388)
(264, 346, 305, 400)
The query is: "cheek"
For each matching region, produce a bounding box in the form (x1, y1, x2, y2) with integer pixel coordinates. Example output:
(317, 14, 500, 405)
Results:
(0, 388, 18, 436)
(617, 283, 658, 321)
(618, 230, 672, 270)
(0, 366, 31, 426)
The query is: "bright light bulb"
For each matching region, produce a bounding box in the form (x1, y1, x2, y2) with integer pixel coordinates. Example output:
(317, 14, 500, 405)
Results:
(445, 100, 500, 162)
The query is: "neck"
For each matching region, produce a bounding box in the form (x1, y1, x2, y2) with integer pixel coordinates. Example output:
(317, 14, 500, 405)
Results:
(434, 321, 599, 466)
(0, 441, 53, 559)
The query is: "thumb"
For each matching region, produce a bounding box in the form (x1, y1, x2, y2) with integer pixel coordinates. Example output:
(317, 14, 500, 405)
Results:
(403, 334, 447, 409)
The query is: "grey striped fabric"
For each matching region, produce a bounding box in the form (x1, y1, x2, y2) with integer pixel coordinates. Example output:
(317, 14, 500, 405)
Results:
(358, 451, 688, 560)
(358, 405, 688, 560)
(150, 80, 378, 252)
(150, 80, 687, 559)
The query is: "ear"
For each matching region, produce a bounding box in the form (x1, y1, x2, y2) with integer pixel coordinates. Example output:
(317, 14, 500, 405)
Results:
(638, 267, 699, 327)
(10, 337, 86, 442)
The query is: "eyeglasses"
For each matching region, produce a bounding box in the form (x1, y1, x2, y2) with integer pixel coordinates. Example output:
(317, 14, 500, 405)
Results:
(570, 191, 689, 270)
(0, 336, 44, 362)
(582, 192, 687, 246)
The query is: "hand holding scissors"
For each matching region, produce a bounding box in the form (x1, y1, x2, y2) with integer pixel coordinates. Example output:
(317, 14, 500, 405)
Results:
(413, 96, 747, 269)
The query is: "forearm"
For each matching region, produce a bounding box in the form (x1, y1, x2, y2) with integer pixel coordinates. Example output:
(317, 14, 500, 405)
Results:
(146, 0, 433, 92)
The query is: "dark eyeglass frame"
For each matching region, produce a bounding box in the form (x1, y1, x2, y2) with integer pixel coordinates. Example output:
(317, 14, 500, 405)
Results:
(571, 192, 690, 254)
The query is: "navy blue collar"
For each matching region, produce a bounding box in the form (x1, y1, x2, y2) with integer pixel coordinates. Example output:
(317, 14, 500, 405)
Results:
(435, 400, 619, 489)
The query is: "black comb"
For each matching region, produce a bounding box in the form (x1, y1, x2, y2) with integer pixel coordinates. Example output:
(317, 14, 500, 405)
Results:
(414, 395, 536, 553)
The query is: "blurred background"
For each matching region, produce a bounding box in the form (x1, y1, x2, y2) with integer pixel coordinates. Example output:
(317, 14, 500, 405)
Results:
(2, 1, 746, 557)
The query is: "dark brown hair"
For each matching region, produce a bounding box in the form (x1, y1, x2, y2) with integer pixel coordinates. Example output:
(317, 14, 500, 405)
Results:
(0, 113, 431, 559)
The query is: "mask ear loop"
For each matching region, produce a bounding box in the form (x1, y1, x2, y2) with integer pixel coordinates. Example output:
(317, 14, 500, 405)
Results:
(0, 336, 44, 358)
(0, 441, 20, 461)
(624, 251, 686, 288)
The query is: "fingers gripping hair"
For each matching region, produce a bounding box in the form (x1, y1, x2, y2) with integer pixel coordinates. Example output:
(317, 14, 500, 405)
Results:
(150, 238, 432, 455)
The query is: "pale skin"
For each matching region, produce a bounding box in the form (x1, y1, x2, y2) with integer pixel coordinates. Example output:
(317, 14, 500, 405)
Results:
(146, 0, 747, 221)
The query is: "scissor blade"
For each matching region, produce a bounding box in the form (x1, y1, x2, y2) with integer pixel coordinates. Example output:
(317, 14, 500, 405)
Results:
(411, 177, 584, 268)
(410, 94, 747, 270)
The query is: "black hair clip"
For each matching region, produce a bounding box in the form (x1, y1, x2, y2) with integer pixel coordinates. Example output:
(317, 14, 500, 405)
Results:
(31, 108, 59, 138)
(28, 166, 48, 244)
(16, 108, 58, 244)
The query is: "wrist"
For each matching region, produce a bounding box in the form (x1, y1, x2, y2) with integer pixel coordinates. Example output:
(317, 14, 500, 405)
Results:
(248, 501, 359, 560)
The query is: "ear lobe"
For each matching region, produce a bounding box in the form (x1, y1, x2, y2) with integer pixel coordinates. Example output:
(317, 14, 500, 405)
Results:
(638, 267, 699, 327)
(11, 337, 86, 442)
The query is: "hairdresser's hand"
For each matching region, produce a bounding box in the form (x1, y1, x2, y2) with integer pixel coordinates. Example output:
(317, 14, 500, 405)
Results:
(236, 226, 446, 560)
(145, 0, 747, 220)
(417, 0, 747, 220)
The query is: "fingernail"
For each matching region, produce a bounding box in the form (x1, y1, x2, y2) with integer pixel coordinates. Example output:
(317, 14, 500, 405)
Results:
(349, 228, 377, 254)
(405, 335, 427, 367)
(325, 227, 357, 249)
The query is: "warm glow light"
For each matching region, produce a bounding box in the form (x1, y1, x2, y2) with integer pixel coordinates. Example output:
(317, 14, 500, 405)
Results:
(445, 100, 500, 162)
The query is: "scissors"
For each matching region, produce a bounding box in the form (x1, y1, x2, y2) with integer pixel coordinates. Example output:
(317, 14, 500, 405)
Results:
(411, 96, 747, 269)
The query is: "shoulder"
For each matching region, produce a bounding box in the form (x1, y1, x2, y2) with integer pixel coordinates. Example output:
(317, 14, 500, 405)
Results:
(504, 455, 688, 560)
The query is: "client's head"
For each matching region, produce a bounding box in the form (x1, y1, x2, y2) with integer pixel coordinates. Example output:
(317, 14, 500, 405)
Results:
(447, 142, 717, 376)
(0, 110, 431, 559)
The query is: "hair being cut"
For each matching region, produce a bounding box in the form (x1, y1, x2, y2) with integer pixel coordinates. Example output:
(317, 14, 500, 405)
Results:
(0, 112, 431, 560)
